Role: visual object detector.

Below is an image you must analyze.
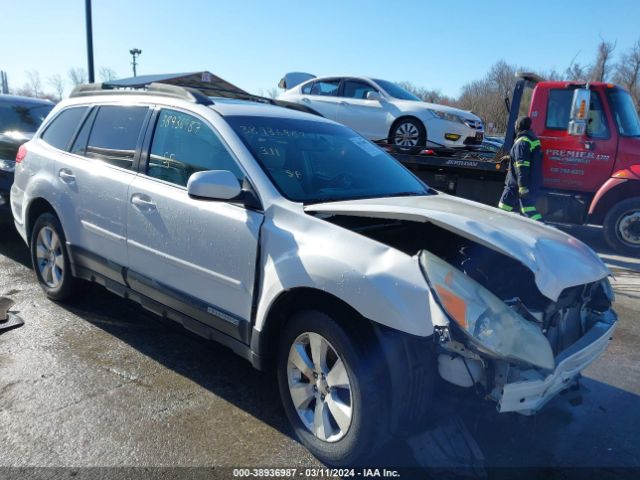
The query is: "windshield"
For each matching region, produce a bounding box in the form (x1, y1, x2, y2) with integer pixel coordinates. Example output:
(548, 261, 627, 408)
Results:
(372, 79, 421, 101)
(0, 103, 53, 133)
(607, 89, 640, 137)
(226, 115, 429, 204)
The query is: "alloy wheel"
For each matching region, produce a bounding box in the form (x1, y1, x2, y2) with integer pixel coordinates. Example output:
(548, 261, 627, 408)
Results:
(393, 122, 420, 147)
(287, 332, 353, 442)
(36, 226, 64, 288)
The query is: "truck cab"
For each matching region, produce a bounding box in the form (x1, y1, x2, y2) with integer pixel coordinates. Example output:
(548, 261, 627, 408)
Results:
(507, 75, 640, 253)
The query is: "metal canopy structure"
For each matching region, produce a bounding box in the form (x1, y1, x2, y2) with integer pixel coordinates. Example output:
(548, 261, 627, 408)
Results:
(105, 71, 257, 100)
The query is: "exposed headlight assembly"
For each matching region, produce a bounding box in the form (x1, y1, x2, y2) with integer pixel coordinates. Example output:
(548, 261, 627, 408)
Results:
(420, 251, 555, 370)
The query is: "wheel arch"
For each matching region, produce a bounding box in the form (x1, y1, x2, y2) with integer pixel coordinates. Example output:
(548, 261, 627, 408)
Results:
(251, 287, 377, 370)
(388, 115, 427, 139)
(588, 178, 640, 225)
(26, 197, 60, 242)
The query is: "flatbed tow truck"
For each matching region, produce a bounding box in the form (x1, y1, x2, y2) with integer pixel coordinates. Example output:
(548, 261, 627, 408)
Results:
(379, 73, 640, 255)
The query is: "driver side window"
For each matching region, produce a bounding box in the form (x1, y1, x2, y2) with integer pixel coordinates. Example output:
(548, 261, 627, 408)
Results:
(147, 109, 242, 187)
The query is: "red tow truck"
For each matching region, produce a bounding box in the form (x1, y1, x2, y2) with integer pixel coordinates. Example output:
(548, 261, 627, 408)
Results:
(388, 73, 640, 254)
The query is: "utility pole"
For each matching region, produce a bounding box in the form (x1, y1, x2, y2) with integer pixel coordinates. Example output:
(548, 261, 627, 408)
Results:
(129, 48, 142, 77)
(0, 71, 8, 94)
(85, 0, 95, 83)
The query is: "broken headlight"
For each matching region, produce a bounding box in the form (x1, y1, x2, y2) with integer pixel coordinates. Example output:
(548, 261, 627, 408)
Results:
(420, 251, 555, 370)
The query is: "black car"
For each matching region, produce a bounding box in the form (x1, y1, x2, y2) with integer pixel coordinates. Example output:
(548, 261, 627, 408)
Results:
(0, 95, 54, 216)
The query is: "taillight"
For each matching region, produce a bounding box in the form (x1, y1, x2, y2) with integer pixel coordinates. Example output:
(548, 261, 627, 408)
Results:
(16, 144, 27, 163)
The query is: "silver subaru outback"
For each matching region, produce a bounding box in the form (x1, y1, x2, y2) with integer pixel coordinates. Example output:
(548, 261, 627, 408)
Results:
(11, 83, 616, 466)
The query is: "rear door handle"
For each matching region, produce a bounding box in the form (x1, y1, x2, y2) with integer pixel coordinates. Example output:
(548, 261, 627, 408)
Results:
(340, 101, 350, 107)
(131, 193, 157, 211)
(58, 168, 75, 184)
(301, 97, 310, 103)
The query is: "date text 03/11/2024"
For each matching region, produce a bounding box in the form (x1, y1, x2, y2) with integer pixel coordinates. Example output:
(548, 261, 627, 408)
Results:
(232, 468, 401, 478)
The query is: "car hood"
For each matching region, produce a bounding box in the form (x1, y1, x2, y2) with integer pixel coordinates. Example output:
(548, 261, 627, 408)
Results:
(390, 100, 481, 122)
(304, 194, 609, 301)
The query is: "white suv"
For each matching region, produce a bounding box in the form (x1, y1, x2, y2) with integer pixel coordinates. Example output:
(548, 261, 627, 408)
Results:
(12, 83, 616, 466)
(278, 73, 484, 152)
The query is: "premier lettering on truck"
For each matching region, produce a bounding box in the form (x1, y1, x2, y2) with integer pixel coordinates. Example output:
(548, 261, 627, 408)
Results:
(392, 73, 640, 254)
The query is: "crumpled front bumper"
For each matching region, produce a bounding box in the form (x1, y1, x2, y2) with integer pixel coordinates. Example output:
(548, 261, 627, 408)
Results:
(497, 309, 617, 415)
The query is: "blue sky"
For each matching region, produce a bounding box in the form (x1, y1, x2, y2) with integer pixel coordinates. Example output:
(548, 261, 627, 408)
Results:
(2, 0, 640, 98)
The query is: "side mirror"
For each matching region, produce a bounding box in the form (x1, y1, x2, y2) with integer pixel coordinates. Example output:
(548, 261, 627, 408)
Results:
(568, 88, 590, 136)
(366, 91, 382, 101)
(187, 170, 241, 200)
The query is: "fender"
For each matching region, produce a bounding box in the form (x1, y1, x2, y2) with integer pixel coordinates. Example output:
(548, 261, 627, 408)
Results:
(253, 207, 439, 338)
(588, 175, 640, 225)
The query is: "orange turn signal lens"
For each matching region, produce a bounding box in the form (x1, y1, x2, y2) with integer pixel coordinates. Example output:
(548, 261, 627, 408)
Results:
(435, 284, 468, 329)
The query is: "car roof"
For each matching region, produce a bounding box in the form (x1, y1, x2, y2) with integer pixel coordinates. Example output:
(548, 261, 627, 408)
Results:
(209, 97, 335, 123)
(0, 94, 54, 105)
(56, 92, 336, 125)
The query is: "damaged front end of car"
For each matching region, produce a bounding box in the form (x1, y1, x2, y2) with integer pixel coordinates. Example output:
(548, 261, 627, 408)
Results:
(420, 250, 617, 415)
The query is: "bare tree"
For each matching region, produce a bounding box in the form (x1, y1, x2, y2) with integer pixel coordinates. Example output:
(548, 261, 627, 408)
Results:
(25, 70, 42, 97)
(564, 62, 589, 81)
(614, 39, 640, 107)
(259, 87, 279, 99)
(48, 74, 66, 101)
(68, 68, 87, 86)
(396, 81, 455, 105)
(98, 67, 117, 82)
(591, 39, 617, 82)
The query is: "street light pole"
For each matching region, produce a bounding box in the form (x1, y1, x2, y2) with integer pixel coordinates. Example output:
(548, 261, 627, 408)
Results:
(129, 48, 142, 77)
(85, 0, 95, 83)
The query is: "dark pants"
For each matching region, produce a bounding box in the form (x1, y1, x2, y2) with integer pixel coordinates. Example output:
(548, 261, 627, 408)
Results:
(498, 184, 542, 221)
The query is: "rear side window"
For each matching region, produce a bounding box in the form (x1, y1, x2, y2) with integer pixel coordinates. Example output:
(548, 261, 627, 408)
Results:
(85, 106, 148, 169)
(41, 107, 88, 151)
(146, 108, 243, 187)
(308, 80, 340, 96)
(546, 90, 573, 130)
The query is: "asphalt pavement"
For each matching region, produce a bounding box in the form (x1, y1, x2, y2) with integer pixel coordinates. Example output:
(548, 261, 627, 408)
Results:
(0, 224, 638, 479)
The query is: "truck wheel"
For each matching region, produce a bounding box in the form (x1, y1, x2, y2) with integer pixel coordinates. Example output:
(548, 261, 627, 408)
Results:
(30, 213, 81, 301)
(277, 310, 388, 466)
(603, 197, 640, 254)
(389, 118, 426, 154)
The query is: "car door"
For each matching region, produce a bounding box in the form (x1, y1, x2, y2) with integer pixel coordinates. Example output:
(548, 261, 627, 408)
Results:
(54, 104, 150, 277)
(538, 88, 617, 192)
(126, 107, 262, 340)
(300, 78, 341, 120)
(335, 79, 389, 140)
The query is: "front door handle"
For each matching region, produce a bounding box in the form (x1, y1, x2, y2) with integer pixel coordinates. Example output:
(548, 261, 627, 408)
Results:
(131, 193, 157, 212)
(301, 97, 310, 103)
(340, 101, 350, 107)
(58, 168, 75, 184)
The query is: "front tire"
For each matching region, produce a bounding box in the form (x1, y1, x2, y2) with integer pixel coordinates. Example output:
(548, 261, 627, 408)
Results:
(277, 310, 388, 466)
(603, 197, 640, 255)
(389, 118, 426, 154)
(30, 213, 80, 301)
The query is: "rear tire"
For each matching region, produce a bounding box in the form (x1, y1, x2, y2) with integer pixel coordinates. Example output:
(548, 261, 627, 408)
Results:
(277, 309, 388, 466)
(603, 197, 640, 255)
(30, 213, 81, 301)
(389, 118, 426, 154)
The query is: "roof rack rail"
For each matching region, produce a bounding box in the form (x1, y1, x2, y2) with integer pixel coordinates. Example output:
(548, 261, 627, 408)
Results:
(69, 82, 214, 105)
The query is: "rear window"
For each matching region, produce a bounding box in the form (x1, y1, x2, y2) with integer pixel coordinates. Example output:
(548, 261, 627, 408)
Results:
(41, 107, 88, 151)
(85, 106, 148, 169)
(0, 102, 53, 133)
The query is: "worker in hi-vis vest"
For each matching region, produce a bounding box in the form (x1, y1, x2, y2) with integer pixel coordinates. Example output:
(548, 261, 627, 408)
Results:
(498, 116, 543, 221)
